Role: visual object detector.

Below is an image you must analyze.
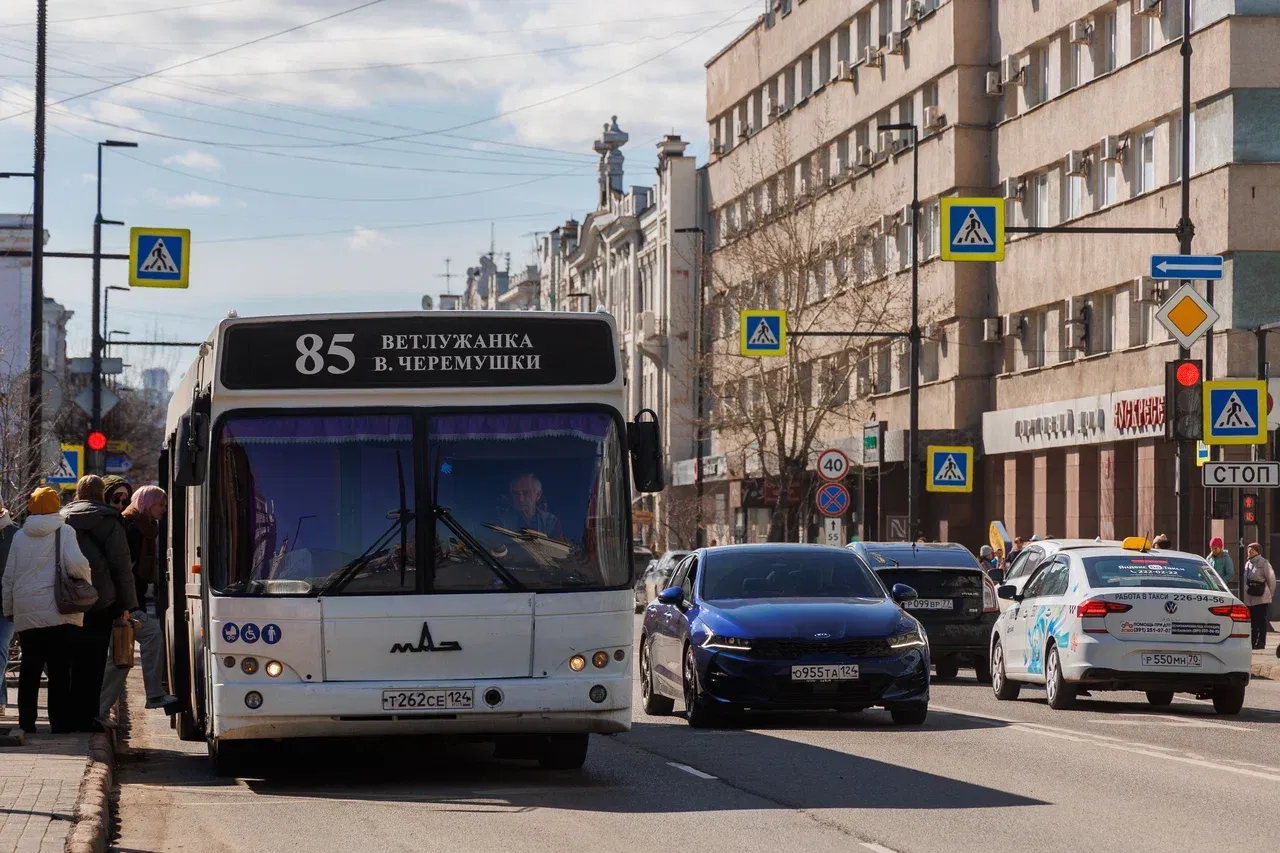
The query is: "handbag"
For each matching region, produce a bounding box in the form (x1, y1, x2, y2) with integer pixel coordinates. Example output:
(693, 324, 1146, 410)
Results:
(1247, 579, 1266, 597)
(112, 616, 136, 668)
(54, 528, 99, 615)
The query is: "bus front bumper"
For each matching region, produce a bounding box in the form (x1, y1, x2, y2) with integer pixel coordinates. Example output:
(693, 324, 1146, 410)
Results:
(211, 673, 632, 740)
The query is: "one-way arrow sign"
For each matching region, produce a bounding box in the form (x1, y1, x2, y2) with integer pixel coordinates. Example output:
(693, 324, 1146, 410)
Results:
(1150, 254, 1223, 281)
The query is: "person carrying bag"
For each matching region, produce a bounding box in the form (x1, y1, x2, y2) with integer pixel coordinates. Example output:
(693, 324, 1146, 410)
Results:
(1243, 542, 1276, 651)
(1, 487, 93, 734)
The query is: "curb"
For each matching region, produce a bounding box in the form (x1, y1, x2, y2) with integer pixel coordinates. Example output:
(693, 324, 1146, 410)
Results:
(1252, 660, 1278, 680)
(63, 730, 115, 853)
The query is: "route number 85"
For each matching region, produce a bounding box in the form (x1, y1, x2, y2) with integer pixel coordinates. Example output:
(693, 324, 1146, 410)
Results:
(295, 333, 356, 375)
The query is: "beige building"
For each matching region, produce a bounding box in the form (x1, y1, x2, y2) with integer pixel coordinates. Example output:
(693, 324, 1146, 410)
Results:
(702, 0, 1280, 550)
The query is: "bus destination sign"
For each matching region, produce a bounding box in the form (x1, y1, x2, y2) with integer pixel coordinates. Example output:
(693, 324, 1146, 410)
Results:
(220, 315, 618, 390)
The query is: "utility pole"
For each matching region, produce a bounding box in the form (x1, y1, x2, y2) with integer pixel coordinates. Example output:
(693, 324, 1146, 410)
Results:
(90, 140, 137, 474)
(1175, 0, 1196, 552)
(676, 226, 706, 547)
(27, 0, 47, 493)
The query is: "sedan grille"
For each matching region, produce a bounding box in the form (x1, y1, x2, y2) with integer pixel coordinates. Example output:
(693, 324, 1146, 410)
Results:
(751, 638, 894, 659)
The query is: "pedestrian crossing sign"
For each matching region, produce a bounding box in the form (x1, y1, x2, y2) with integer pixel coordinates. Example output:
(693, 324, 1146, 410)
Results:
(926, 445, 974, 493)
(739, 310, 787, 357)
(1203, 379, 1267, 445)
(130, 227, 190, 288)
(46, 443, 83, 487)
(940, 198, 1005, 262)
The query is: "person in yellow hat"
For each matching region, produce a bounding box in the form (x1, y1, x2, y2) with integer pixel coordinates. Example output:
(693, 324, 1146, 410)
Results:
(1, 487, 92, 734)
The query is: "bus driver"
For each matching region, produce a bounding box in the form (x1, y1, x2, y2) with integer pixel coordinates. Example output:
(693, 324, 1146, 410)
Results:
(499, 474, 564, 540)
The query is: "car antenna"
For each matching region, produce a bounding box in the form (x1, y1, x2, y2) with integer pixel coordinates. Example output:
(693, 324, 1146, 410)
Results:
(1143, 531, 1152, 553)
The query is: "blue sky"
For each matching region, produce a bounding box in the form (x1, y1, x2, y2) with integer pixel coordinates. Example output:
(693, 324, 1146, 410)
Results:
(0, 0, 757, 381)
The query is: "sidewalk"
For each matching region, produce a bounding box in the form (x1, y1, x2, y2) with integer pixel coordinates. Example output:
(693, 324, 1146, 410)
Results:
(0, 684, 92, 853)
(1250, 622, 1280, 679)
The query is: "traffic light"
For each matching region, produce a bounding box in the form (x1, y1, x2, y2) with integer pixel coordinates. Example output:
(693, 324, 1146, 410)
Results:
(87, 430, 107, 453)
(1243, 493, 1260, 527)
(1164, 358, 1203, 441)
(1211, 489, 1234, 520)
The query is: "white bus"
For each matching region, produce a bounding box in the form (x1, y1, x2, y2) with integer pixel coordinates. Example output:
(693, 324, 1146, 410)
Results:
(156, 311, 663, 775)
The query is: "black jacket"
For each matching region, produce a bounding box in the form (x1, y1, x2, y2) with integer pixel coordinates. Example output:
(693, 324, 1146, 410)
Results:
(61, 500, 138, 613)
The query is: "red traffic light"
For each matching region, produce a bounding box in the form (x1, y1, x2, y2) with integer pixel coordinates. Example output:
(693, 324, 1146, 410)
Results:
(1244, 495, 1258, 509)
(1175, 361, 1201, 387)
(87, 431, 108, 452)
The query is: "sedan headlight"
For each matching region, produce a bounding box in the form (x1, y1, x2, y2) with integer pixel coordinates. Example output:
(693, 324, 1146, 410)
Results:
(888, 625, 928, 650)
(702, 634, 753, 651)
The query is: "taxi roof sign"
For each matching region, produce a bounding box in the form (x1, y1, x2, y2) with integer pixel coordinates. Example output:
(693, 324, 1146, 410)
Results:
(739, 310, 787, 357)
(940, 198, 1005, 262)
(1121, 536, 1153, 551)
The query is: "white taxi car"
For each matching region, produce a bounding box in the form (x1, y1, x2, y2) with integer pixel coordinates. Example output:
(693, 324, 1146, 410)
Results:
(990, 538, 1252, 714)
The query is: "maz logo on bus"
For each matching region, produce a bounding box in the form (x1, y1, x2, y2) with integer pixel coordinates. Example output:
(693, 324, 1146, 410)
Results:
(390, 622, 463, 654)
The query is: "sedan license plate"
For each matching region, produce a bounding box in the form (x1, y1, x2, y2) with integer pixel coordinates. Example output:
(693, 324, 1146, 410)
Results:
(791, 664, 859, 682)
(1141, 653, 1202, 668)
(381, 688, 474, 711)
(905, 598, 953, 611)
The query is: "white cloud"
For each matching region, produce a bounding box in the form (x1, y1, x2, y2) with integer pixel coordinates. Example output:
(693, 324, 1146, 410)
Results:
(164, 149, 221, 171)
(346, 226, 391, 251)
(164, 191, 221, 209)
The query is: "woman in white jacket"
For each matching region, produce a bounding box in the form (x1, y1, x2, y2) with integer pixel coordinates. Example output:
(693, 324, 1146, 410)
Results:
(1, 487, 93, 734)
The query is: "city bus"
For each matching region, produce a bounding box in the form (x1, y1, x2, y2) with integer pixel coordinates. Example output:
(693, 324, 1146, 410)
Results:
(156, 311, 663, 775)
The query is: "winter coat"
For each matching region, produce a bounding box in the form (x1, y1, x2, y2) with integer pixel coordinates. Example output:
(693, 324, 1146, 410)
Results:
(1, 513, 93, 632)
(61, 500, 138, 613)
(1207, 551, 1234, 584)
(1244, 555, 1276, 607)
(0, 510, 16, 586)
(122, 506, 159, 584)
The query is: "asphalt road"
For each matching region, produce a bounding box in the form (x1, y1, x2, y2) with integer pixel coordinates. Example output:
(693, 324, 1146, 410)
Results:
(112, 625, 1280, 853)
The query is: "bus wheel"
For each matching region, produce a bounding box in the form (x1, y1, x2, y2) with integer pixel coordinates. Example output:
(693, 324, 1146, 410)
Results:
(175, 709, 202, 742)
(537, 734, 589, 770)
(208, 737, 248, 778)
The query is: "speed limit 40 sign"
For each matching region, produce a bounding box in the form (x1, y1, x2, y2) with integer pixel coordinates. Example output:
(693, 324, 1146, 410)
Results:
(816, 449, 850, 482)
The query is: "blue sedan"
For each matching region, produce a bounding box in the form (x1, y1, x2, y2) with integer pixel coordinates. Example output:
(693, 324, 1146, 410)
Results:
(639, 544, 930, 727)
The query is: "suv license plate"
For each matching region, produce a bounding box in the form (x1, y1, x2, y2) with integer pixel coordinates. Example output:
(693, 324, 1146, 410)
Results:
(1141, 653, 1202, 668)
(381, 688, 474, 711)
(791, 664, 859, 682)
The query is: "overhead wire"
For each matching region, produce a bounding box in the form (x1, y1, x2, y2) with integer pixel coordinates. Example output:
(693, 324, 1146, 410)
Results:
(0, 0, 251, 30)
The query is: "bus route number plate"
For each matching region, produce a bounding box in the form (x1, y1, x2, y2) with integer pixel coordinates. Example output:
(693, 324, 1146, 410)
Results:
(381, 688, 474, 711)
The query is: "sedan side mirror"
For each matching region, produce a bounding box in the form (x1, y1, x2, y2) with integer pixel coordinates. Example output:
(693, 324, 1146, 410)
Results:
(997, 584, 1020, 601)
(987, 568, 1005, 585)
(891, 583, 918, 603)
(656, 587, 685, 606)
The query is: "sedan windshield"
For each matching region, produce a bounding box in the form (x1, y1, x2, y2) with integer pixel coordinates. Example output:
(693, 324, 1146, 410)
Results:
(1083, 555, 1225, 591)
(701, 550, 884, 601)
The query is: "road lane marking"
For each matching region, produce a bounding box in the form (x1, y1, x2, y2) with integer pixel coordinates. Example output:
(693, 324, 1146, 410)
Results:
(932, 704, 1280, 782)
(862, 843, 902, 853)
(667, 761, 717, 780)
(1092, 714, 1252, 732)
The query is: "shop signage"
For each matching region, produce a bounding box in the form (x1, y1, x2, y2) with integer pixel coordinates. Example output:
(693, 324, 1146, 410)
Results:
(983, 386, 1165, 455)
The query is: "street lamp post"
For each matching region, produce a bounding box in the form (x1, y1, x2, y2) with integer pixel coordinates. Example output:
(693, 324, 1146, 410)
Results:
(103, 286, 129, 355)
(91, 140, 136, 473)
(883, 122, 921, 541)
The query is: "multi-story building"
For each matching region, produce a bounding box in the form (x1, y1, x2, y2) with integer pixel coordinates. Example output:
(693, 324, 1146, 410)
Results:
(701, 0, 1280, 551)
(463, 254, 511, 310)
(981, 1, 1280, 554)
(559, 119, 704, 550)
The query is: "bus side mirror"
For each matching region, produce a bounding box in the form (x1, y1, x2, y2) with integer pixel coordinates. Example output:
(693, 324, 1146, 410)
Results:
(173, 411, 209, 487)
(628, 409, 664, 493)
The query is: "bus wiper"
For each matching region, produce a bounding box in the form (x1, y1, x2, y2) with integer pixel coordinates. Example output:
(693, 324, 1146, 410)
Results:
(315, 509, 414, 598)
(431, 504, 526, 591)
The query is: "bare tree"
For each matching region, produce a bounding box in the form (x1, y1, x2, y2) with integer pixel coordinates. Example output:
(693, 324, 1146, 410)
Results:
(699, 123, 927, 541)
(0, 332, 73, 509)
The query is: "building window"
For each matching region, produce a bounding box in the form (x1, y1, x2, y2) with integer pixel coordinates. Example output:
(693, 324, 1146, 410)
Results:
(893, 340, 910, 390)
(1062, 36, 1080, 90)
(1130, 291, 1155, 347)
(1062, 170, 1086, 221)
(1030, 171, 1051, 227)
(856, 10, 871, 57)
(921, 338, 940, 383)
(897, 97, 913, 130)
(1095, 11, 1116, 74)
(1099, 158, 1118, 207)
(785, 67, 797, 109)
(1134, 129, 1156, 194)
(878, 0, 892, 45)
(1023, 310, 1046, 370)
(801, 54, 814, 99)
(922, 201, 940, 258)
(835, 135, 849, 175)
(818, 41, 831, 85)
(922, 81, 939, 113)
(874, 345, 891, 393)
(799, 362, 815, 409)
(1133, 12, 1155, 60)
(1087, 291, 1115, 355)
(1030, 45, 1050, 106)
(838, 27, 851, 63)
(897, 218, 913, 270)
(826, 353, 850, 406)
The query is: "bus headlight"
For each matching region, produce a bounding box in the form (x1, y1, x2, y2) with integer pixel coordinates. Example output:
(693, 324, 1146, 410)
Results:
(265, 660, 283, 678)
(240, 657, 259, 675)
(569, 655, 587, 672)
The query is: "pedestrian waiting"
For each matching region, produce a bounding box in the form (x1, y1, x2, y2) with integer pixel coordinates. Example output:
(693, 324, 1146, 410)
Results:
(2, 487, 94, 734)
(1207, 537, 1234, 585)
(0, 496, 18, 717)
(1243, 542, 1276, 650)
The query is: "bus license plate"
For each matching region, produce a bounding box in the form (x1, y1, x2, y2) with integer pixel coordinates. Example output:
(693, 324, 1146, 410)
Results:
(791, 664, 859, 682)
(381, 688, 474, 711)
(1141, 653, 1202, 668)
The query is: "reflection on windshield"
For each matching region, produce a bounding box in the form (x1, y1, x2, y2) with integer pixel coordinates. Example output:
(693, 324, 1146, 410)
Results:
(428, 412, 628, 591)
(215, 415, 416, 596)
(1083, 556, 1225, 591)
(701, 551, 884, 600)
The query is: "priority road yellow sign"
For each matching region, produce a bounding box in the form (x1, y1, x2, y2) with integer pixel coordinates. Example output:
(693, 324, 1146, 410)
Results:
(740, 310, 787, 357)
(940, 198, 1004, 262)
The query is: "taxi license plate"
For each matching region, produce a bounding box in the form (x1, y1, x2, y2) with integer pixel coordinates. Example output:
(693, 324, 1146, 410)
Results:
(1141, 653, 1202, 668)
(381, 688, 474, 711)
(905, 598, 953, 611)
(791, 664, 859, 682)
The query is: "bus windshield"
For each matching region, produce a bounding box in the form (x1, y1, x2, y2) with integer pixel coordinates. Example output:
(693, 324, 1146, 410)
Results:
(213, 410, 629, 595)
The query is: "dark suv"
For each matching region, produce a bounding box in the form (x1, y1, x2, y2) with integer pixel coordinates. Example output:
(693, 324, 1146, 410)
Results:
(848, 542, 999, 682)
